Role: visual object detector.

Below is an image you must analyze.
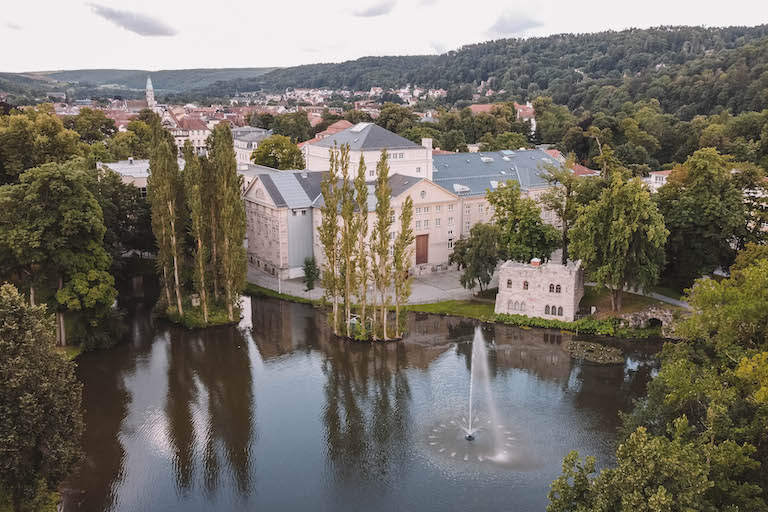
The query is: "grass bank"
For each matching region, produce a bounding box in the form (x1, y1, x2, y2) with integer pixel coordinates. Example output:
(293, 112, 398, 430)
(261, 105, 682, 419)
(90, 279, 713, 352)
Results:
(244, 283, 319, 305)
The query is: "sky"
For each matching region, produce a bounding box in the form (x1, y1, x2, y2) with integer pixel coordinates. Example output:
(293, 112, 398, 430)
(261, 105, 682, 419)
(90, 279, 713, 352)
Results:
(2, 0, 768, 73)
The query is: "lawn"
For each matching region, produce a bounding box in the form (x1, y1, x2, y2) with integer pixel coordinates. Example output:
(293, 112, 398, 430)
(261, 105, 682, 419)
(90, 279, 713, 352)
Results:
(581, 285, 667, 318)
(407, 300, 496, 321)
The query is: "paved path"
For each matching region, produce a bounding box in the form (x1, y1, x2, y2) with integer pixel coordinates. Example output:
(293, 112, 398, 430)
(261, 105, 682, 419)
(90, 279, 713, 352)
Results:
(586, 282, 691, 310)
(247, 264, 498, 305)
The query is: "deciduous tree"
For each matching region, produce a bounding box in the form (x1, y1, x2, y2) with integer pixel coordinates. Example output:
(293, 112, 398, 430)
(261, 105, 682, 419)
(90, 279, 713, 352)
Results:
(250, 134, 305, 170)
(449, 222, 501, 291)
(182, 142, 209, 323)
(393, 195, 414, 338)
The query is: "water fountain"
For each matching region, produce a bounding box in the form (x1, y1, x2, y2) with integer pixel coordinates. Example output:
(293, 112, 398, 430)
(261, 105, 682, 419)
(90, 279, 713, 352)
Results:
(427, 326, 526, 468)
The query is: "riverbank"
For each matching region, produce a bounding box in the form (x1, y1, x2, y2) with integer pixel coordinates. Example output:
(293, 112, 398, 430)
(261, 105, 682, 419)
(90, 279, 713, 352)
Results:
(244, 285, 669, 339)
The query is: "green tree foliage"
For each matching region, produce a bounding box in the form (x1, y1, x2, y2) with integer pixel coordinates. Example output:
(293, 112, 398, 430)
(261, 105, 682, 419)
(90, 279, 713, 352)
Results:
(478, 131, 530, 151)
(271, 112, 312, 142)
(371, 150, 394, 340)
(319, 146, 341, 335)
(0, 159, 117, 345)
(569, 174, 668, 311)
(449, 222, 501, 291)
(353, 154, 370, 336)
(62, 107, 116, 143)
(250, 134, 305, 170)
(393, 195, 414, 338)
(107, 120, 153, 160)
(182, 142, 209, 323)
(147, 132, 185, 316)
(209, 124, 246, 321)
(533, 96, 576, 143)
(656, 149, 745, 287)
(486, 181, 560, 263)
(375, 103, 417, 134)
(249, 112, 274, 130)
(302, 256, 320, 292)
(338, 146, 356, 337)
(441, 129, 468, 152)
(0, 105, 83, 184)
(731, 242, 768, 274)
(539, 154, 582, 264)
(730, 161, 768, 248)
(0, 284, 83, 511)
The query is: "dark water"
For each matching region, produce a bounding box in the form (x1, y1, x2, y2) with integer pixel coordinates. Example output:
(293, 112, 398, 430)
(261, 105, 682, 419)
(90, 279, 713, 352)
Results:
(61, 296, 659, 512)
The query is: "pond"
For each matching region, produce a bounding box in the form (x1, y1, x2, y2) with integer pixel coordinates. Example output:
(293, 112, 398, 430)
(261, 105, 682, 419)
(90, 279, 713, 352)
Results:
(61, 296, 660, 512)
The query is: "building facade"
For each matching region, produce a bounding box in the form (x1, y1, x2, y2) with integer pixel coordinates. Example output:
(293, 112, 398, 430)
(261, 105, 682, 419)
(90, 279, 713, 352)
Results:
(494, 259, 585, 322)
(233, 126, 273, 165)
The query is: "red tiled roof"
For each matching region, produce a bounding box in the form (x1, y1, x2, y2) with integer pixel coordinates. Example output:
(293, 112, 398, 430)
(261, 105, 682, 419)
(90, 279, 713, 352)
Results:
(325, 120, 353, 133)
(545, 149, 563, 160)
(468, 104, 497, 114)
(650, 170, 673, 176)
(178, 118, 209, 131)
(571, 163, 600, 176)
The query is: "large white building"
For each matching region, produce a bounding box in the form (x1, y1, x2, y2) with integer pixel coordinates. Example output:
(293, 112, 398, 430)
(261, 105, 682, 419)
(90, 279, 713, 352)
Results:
(302, 122, 434, 180)
(233, 126, 272, 165)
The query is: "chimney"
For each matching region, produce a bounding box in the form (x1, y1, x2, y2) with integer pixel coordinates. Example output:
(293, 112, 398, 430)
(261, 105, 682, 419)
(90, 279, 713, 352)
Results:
(531, 258, 541, 267)
(128, 157, 134, 164)
(421, 137, 433, 151)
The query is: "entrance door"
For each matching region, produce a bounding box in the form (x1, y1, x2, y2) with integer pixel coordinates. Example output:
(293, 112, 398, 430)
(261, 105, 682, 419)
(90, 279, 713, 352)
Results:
(415, 234, 429, 264)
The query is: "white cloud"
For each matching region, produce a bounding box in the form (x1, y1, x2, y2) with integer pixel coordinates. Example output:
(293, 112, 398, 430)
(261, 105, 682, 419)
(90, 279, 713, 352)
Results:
(354, 0, 397, 17)
(488, 11, 542, 37)
(87, 3, 178, 36)
(4, 22, 22, 30)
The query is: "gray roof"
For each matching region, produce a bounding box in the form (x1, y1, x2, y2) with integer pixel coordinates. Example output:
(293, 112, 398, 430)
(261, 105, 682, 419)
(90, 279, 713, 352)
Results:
(314, 122, 421, 151)
(237, 163, 279, 179)
(256, 170, 325, 209)
(431, 149, 560, 197)
(313, 173, 422, 211)
(99, 158, 185, 179)
(235, 130, 272, 143)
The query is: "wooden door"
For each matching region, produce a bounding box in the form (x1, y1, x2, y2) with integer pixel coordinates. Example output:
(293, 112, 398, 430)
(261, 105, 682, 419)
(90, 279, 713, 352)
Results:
(416, 234, 428, 264)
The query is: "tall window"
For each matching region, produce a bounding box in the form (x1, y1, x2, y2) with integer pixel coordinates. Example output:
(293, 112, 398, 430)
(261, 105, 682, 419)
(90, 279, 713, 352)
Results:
(557, 306, 563, 316)
(556, 284, 561, 293)
(507, 279, 512, 288)
(549, 284, 555, 293)
(520, 302, 526, 312)
(523, 281, 529, 290)
(545, 305, 551, 315)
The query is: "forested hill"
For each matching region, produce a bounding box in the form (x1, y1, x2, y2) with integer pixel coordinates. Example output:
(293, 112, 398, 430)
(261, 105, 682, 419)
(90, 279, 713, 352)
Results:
(33, 67, 277, 92)
(199, 25, 768, 118)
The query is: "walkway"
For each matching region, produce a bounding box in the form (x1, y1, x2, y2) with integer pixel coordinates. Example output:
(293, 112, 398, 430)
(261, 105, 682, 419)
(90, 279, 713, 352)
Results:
(246, 264, 498, 305)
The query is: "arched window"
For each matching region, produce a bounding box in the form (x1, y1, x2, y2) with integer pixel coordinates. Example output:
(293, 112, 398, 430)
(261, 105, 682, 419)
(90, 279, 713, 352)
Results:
(508, 300, 514, 312)
(514, 301, 520, 311)
(549, 284, 555, 293)
(520, 302, 526, 312)
(506, 279, 512, 288)
(545, 305, 551, 315)
(557, 306, 563, 316)
(523, 281, 529, 290)
(556, 284, 561, 294)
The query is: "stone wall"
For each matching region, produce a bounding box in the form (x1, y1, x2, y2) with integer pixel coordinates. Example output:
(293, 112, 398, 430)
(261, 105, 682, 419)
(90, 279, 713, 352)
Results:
(619, 306, 682, 338)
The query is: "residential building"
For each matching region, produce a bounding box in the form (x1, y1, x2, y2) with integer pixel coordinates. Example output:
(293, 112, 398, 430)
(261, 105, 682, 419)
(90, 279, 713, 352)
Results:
(171, 118, 211, 155)
(232, 126, 273, 165)
(494, 258, 585, 322)
(645, 170, 672, 192)
(302, 122, 433, 180)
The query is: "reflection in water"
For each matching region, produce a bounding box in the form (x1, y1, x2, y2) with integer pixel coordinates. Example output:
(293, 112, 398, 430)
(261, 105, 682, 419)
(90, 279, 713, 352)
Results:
(61, 296, 659, 512)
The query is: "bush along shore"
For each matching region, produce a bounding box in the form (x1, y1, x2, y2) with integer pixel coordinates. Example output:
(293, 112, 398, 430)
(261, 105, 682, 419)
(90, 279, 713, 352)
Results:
(156, 296, 242, 329)
(244, 286, 665, 340)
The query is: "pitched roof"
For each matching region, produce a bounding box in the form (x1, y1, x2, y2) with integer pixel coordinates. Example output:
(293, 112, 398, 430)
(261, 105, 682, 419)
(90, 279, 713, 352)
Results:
(178, 118, 209, 131)
(312, 122, 421, 151)
(252, 171, 326, 208)
(431, 149, 561, 196)
(650, 170, 673, 176)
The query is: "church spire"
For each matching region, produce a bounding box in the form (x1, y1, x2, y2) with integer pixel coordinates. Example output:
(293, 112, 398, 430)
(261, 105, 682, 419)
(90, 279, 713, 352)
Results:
(146, 75, 156, 108)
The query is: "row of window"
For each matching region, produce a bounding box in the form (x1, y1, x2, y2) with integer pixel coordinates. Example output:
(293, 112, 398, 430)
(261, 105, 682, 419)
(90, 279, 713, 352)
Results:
(545, 305, 564, 316)
(505, 280, 562, 294)
(415, 204, 455, 214)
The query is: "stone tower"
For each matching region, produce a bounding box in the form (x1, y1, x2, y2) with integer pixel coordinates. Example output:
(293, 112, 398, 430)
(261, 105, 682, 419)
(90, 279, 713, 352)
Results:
(146, 76, 156, 108)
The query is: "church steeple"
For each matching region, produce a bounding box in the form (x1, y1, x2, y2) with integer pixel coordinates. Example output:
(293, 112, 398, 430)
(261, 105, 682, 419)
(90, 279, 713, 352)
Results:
(146, 76, 156, 108)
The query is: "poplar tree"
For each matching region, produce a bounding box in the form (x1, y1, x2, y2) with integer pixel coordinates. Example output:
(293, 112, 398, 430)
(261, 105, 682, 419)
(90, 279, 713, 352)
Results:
(182, 141, 209, 323)
(371, 150, 393, 340)
(393, 195, 414, 338)
(354, 154, 370, 337)
(148, 137, 184, 316)
(209, 124, 246, 321)
(338, 145, 356, 337)
(319, 147, 341, 335)
(200, 156, 220, 300)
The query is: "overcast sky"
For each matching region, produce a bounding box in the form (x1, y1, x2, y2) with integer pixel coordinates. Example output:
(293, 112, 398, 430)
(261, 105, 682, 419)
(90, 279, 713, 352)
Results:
(3, 0, 768, 73)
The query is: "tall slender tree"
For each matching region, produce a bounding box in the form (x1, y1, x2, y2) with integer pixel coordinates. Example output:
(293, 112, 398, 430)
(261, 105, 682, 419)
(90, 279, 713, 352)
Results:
(200, 155, 221, 300)
(371, 150, 393, 340)
(319, 147, 341, 335)
(209, 124, 246, 321)
(148, 137, 184, 316)
(182, 141, 209, 323)
(393, 195, 414, 338)
(337, 145, 356, 337)
(354, 154, 370, 336)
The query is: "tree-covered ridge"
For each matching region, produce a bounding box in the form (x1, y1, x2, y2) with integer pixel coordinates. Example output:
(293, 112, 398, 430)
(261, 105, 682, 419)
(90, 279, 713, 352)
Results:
(196, 25, 768, 116)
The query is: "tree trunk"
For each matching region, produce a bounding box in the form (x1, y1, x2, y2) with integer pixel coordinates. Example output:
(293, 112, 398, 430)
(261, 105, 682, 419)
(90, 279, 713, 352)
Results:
(223, 237, 234, 321)
(561, 223, 569, 265)
(370, 292, 378, 340)
(161, 224, 173, 308)
(29, 285, 35, 307)
(610, 288, 623, 312)
(395, 299, 400, 339)
(345, 269, 351, 338)
(210, 205, 219, 301)
(197, 235, 209, 323)
(168, 201, 183, 316)
(380, 286, 388, 341)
